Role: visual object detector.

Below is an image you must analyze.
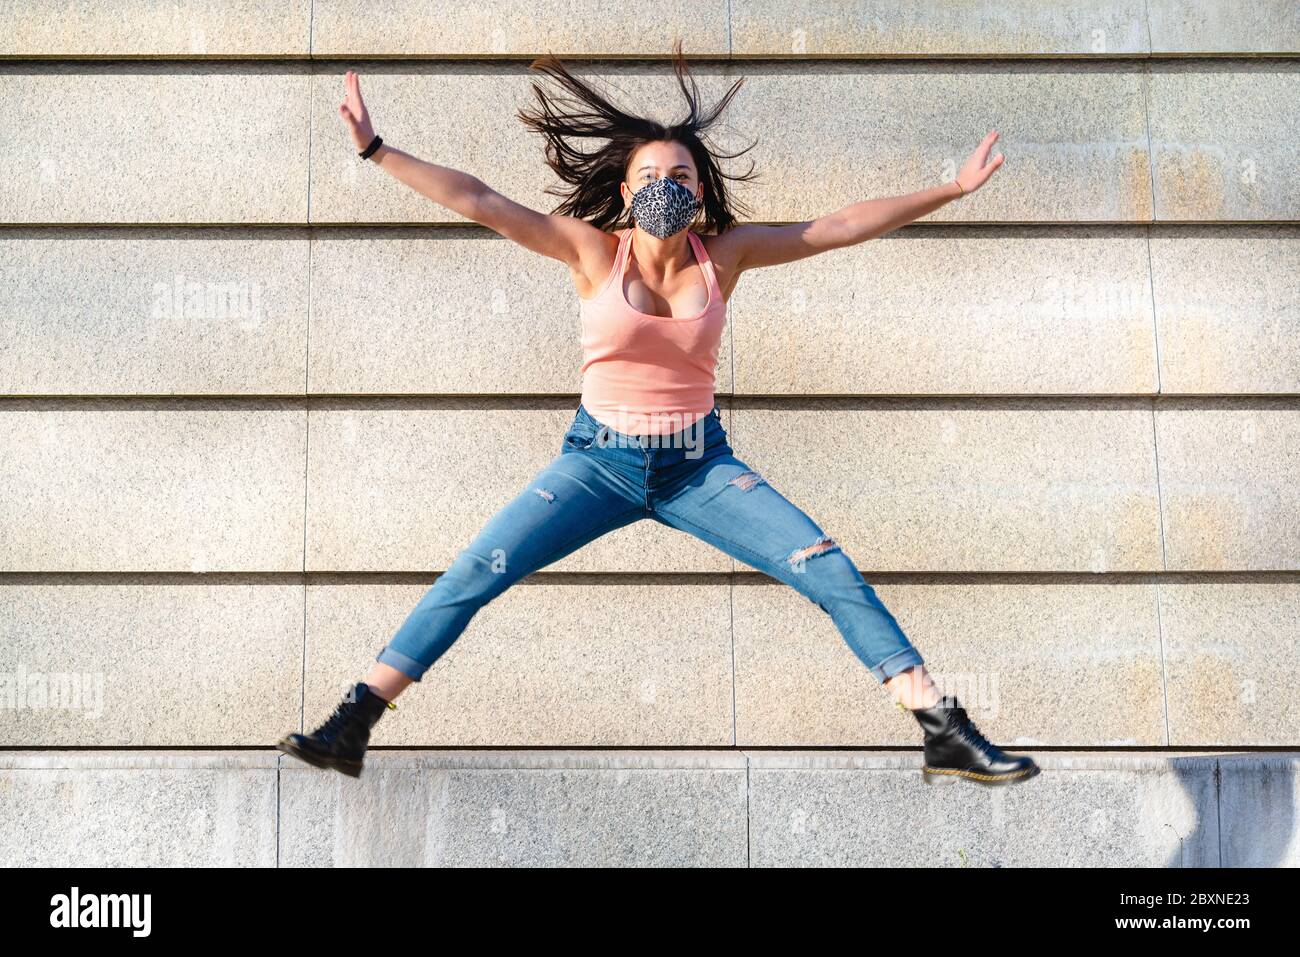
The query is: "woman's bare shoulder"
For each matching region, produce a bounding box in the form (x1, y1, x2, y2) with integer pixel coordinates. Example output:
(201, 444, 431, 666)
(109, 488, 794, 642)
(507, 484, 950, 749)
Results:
(697, 226, 750, 301)
(571, 226, 625, 301)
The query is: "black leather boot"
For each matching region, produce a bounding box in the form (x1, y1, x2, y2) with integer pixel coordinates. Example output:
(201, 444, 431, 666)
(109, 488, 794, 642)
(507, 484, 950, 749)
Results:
(907, 694, 1040, 786)
(276, 681, 395, 778)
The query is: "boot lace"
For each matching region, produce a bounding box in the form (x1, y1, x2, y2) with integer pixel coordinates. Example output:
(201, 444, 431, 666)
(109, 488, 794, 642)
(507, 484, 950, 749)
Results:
(315, 698, 359, 739)
(952, 707, 996, 753)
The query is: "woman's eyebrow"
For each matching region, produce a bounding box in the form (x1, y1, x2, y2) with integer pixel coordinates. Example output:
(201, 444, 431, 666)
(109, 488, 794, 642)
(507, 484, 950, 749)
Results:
(636, 163, 691, 173)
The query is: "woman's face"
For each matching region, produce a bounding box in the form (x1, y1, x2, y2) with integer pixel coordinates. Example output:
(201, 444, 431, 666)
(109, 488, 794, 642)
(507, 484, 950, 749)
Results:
(621, 141, 702, 211)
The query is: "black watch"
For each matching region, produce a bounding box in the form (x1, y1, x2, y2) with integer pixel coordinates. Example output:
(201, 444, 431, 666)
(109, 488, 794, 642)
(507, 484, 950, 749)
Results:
(358, 134, 383, 159)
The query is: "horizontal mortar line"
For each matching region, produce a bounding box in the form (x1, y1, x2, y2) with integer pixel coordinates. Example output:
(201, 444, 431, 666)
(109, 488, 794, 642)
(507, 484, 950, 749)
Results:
(4, 219, 1300, 229)
(1, 54, 1295, 66)
(3, 745, 1296, 755)
(709, 52, 1299, 61)
(3, 395, 1300, 407)
(4, 571, 1300, 585)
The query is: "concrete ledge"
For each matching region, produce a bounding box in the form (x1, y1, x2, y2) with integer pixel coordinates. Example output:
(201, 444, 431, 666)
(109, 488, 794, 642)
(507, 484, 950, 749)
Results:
(2, 750, 1294, 866)
(748, 750, 1224, 866)
(0, 750, 278, 867)
(278, 749, 750, 867)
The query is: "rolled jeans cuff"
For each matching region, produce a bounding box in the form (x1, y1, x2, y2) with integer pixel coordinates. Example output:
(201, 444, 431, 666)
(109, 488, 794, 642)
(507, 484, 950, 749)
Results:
(376, 646, 427, 682)
(869, 646, 925, 684)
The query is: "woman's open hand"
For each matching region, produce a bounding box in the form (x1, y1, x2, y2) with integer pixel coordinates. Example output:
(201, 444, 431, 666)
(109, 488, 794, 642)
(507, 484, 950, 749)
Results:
(339, 70, 377, 152)
(955, 131, 1004, 194)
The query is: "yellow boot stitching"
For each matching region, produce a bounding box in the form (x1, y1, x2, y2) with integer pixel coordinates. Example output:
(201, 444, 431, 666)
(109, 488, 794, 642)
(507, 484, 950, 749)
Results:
(923, 766, 1034, 781)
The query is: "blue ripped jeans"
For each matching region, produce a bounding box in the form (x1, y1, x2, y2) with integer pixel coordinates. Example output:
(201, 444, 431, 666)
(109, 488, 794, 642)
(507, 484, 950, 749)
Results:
(376, 402, 924, 684)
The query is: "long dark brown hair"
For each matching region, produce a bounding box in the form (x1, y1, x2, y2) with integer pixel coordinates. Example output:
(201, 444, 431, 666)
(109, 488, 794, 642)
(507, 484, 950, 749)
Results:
(516, 39, 760, 235)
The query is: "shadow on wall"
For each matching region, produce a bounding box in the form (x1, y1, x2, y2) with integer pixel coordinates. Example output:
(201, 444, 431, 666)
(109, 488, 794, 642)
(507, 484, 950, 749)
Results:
(1166, 757, 1293, 867)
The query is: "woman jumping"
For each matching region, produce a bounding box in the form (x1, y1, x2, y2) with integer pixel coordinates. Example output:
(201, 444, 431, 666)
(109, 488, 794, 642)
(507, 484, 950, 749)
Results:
(278, 43, 1039, 788)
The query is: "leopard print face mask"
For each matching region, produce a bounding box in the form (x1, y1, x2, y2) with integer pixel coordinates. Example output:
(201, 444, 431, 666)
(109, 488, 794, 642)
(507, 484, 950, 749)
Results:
(630, 176, 701, 239)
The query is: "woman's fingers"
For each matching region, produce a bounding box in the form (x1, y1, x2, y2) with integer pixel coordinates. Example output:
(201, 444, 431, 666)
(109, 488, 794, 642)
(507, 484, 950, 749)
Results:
(974, 150, 1005, 187)
(956, 133, 1004, 193)
(346, 69, 367, 120)
(338, 70, 377, 151)
(345, 71, 356, 112)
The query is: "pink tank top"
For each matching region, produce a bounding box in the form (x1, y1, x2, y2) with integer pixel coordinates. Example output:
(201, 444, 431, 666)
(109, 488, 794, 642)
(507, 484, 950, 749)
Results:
(579, 228, 726, 436)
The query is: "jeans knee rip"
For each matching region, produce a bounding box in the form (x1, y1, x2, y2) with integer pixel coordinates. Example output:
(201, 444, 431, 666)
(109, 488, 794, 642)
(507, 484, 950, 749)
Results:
(728, 470, 765, 492)
(533, 487, 555, 503)
(788, 534, 837, 571)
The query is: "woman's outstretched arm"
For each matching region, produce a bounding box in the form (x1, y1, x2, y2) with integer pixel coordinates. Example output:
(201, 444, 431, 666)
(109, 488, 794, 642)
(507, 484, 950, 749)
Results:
(339, 70, 602, 268)
(715, 130, 1005, 274)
